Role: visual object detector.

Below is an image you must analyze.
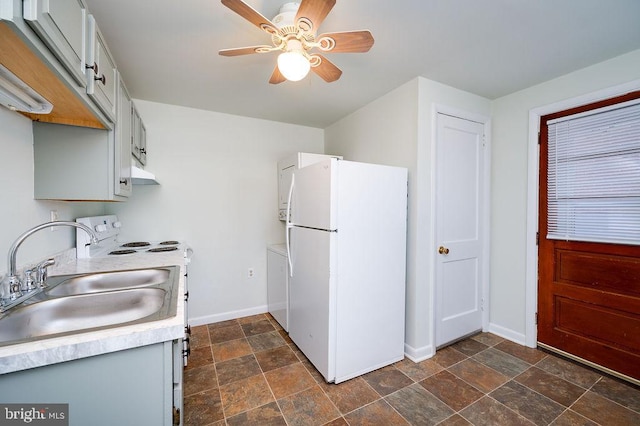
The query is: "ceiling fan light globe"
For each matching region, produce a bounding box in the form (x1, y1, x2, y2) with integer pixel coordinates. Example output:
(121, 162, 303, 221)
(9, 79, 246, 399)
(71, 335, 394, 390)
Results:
(277, 51, 310, 81)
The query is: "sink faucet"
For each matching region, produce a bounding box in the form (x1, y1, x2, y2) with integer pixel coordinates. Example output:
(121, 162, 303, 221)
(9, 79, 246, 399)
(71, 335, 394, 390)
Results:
(2, 221, 99, 304)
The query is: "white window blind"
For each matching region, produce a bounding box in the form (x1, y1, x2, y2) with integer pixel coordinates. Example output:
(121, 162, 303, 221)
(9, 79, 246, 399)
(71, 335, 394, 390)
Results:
(546, 98, 640, 245)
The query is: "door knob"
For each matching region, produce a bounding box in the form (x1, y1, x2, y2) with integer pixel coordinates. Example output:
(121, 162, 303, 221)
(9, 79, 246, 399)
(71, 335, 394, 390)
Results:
(438, 246, 450, 255)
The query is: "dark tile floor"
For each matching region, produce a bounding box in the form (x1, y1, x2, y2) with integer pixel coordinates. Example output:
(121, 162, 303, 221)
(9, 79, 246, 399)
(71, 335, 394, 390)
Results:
(183, 313, 640, 425)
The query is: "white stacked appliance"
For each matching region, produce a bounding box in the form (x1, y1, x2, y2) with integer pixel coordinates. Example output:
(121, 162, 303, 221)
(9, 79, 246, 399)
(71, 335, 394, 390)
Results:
(285, 158, 408, 383)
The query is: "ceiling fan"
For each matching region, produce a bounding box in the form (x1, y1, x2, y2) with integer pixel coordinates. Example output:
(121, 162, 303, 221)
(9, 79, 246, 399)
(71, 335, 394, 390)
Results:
(218, 0, 374, 83)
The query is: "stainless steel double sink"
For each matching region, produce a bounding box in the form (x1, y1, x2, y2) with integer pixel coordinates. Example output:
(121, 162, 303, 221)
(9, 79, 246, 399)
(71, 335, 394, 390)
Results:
(0, 266, 179, 347)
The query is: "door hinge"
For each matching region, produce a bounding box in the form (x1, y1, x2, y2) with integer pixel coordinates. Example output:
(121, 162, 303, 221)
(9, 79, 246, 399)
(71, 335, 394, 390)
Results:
(536, 231, 539, 246)
(535, 312, 538, 325)
(537, 131, 541, 145)
(480, 298, 484, 311)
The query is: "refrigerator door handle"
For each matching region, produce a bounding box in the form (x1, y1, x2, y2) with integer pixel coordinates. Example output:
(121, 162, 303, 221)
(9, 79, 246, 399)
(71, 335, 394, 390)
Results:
(285, 173, 295, 276)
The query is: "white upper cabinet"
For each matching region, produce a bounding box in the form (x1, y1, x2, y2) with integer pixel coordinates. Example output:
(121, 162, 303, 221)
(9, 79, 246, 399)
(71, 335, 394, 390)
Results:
(23, 0, 88, 87)
(86, 14, 117, 121)
(115, 75, 132, 197)
(132, 106, 147, 166)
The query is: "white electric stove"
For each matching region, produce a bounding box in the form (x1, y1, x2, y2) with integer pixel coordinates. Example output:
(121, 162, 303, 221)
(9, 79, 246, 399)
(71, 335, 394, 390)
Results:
(75, 215, 186, 259)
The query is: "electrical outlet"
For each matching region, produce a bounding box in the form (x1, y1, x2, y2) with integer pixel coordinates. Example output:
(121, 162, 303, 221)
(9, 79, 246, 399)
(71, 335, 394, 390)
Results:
(247, 268, 255, 279)
(50, 210, 59, 231)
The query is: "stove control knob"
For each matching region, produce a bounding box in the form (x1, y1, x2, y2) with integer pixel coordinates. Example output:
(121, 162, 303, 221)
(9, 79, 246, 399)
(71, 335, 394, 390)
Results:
(95, 224, 107, 232)
(112, 221, 122, 228)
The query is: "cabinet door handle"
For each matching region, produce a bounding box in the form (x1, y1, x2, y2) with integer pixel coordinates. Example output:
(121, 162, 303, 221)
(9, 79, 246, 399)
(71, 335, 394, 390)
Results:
(120, 179, 128, 186)
(85, 62, 99, 75)
(95, 74, 106, 85)
(139, 148, 146, 154)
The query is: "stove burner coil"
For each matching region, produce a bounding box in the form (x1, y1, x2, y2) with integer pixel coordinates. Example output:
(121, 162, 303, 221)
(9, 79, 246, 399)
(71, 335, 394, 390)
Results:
(159, 241, 180, 246)
(121, 242, 151, 248)
(148, 246, 179, 253)
(108, 249, 137, 255)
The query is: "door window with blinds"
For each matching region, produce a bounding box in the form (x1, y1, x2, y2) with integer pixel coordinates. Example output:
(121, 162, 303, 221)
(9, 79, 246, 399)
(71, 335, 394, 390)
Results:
(546, 98, 640, 245)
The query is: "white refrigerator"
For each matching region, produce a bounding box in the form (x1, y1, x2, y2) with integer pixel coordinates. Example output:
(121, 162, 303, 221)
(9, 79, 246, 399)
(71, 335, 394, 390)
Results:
(285, 158, 408, 383)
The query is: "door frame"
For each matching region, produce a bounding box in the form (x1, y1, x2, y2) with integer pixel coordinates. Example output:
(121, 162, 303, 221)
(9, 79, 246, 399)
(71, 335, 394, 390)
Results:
(524, 79, 640, 348)
(430, 104, 491, 351)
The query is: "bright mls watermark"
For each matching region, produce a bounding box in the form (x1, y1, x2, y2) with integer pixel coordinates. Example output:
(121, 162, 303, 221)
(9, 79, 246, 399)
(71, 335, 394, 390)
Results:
(0, 404, 68, 425)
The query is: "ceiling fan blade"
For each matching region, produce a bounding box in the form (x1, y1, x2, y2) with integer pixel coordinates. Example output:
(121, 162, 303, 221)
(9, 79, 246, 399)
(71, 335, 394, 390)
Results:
(218, 45, 272, 56)
(269, 66, 286, 84)
(316, 30, 374, 53)
(311, 54, 342, 82)
(295, 0, 336, 33)
(221, 0, 278, 34)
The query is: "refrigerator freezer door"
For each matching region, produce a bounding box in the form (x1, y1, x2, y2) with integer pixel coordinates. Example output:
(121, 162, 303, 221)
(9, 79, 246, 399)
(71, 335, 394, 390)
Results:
(288, 225, 336, 382)
(290, 159, 337, 231)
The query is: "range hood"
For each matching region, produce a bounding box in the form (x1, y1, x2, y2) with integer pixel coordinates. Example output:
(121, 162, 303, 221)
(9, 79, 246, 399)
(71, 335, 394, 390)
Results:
(131, 163, 159, 185)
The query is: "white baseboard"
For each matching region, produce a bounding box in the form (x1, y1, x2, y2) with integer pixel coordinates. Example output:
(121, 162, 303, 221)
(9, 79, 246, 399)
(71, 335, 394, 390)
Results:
(189, 304, 269, 327)
(404, 342, 435, 362)
(487, 322, 526, 346)
(190, 311, 528, 358)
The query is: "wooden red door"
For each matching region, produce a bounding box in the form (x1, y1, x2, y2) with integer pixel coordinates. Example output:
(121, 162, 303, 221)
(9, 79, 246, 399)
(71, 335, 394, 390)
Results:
(538, 91, 640, 381)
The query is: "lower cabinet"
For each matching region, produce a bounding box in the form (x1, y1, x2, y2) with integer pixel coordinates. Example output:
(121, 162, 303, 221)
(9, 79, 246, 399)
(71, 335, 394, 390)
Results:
(0, 340, 183, 426)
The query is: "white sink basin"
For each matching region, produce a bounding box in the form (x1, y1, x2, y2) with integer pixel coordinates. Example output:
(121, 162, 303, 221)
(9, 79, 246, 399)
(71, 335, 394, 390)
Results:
(46, 268, 171, 296)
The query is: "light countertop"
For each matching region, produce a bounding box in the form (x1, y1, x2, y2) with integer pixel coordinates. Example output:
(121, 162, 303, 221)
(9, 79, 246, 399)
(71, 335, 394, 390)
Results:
(0, 248, 187, 375)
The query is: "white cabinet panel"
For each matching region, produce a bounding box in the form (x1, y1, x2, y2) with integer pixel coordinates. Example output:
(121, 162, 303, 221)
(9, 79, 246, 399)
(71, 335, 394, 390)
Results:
(115, 75, 132, 197)
(33, 122, 129, 201)
(23, 0, 88, 86)
(86, 14, 117, 121)
(132, 105, 147, 165)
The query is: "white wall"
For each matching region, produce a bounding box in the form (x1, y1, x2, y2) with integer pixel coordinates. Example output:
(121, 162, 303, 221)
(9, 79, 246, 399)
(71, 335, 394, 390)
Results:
(326, 77, 491, 360)
(108, 101, 324, 324)
(0, 107, 104, 290)
(489, 49, 640, 344)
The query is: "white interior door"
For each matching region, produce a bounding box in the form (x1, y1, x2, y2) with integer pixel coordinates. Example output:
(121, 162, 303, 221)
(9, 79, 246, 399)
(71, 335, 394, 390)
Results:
(435, 113, 485, 347)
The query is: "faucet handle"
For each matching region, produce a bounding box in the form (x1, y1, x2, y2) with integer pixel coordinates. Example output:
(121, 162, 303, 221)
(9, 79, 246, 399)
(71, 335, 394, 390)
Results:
(23, 268, 36, 292)
(7, 275, 22, 300)
(36, 258, 56, 288)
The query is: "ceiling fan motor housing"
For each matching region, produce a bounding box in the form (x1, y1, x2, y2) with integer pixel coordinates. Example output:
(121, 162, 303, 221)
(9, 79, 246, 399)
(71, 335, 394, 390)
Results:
(273, 2, 299, 28)
(271, 2, 315, 52)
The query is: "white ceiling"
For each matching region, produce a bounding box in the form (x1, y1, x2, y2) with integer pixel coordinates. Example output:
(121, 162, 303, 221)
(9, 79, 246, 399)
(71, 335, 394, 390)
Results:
(83, 0, 640, 128)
